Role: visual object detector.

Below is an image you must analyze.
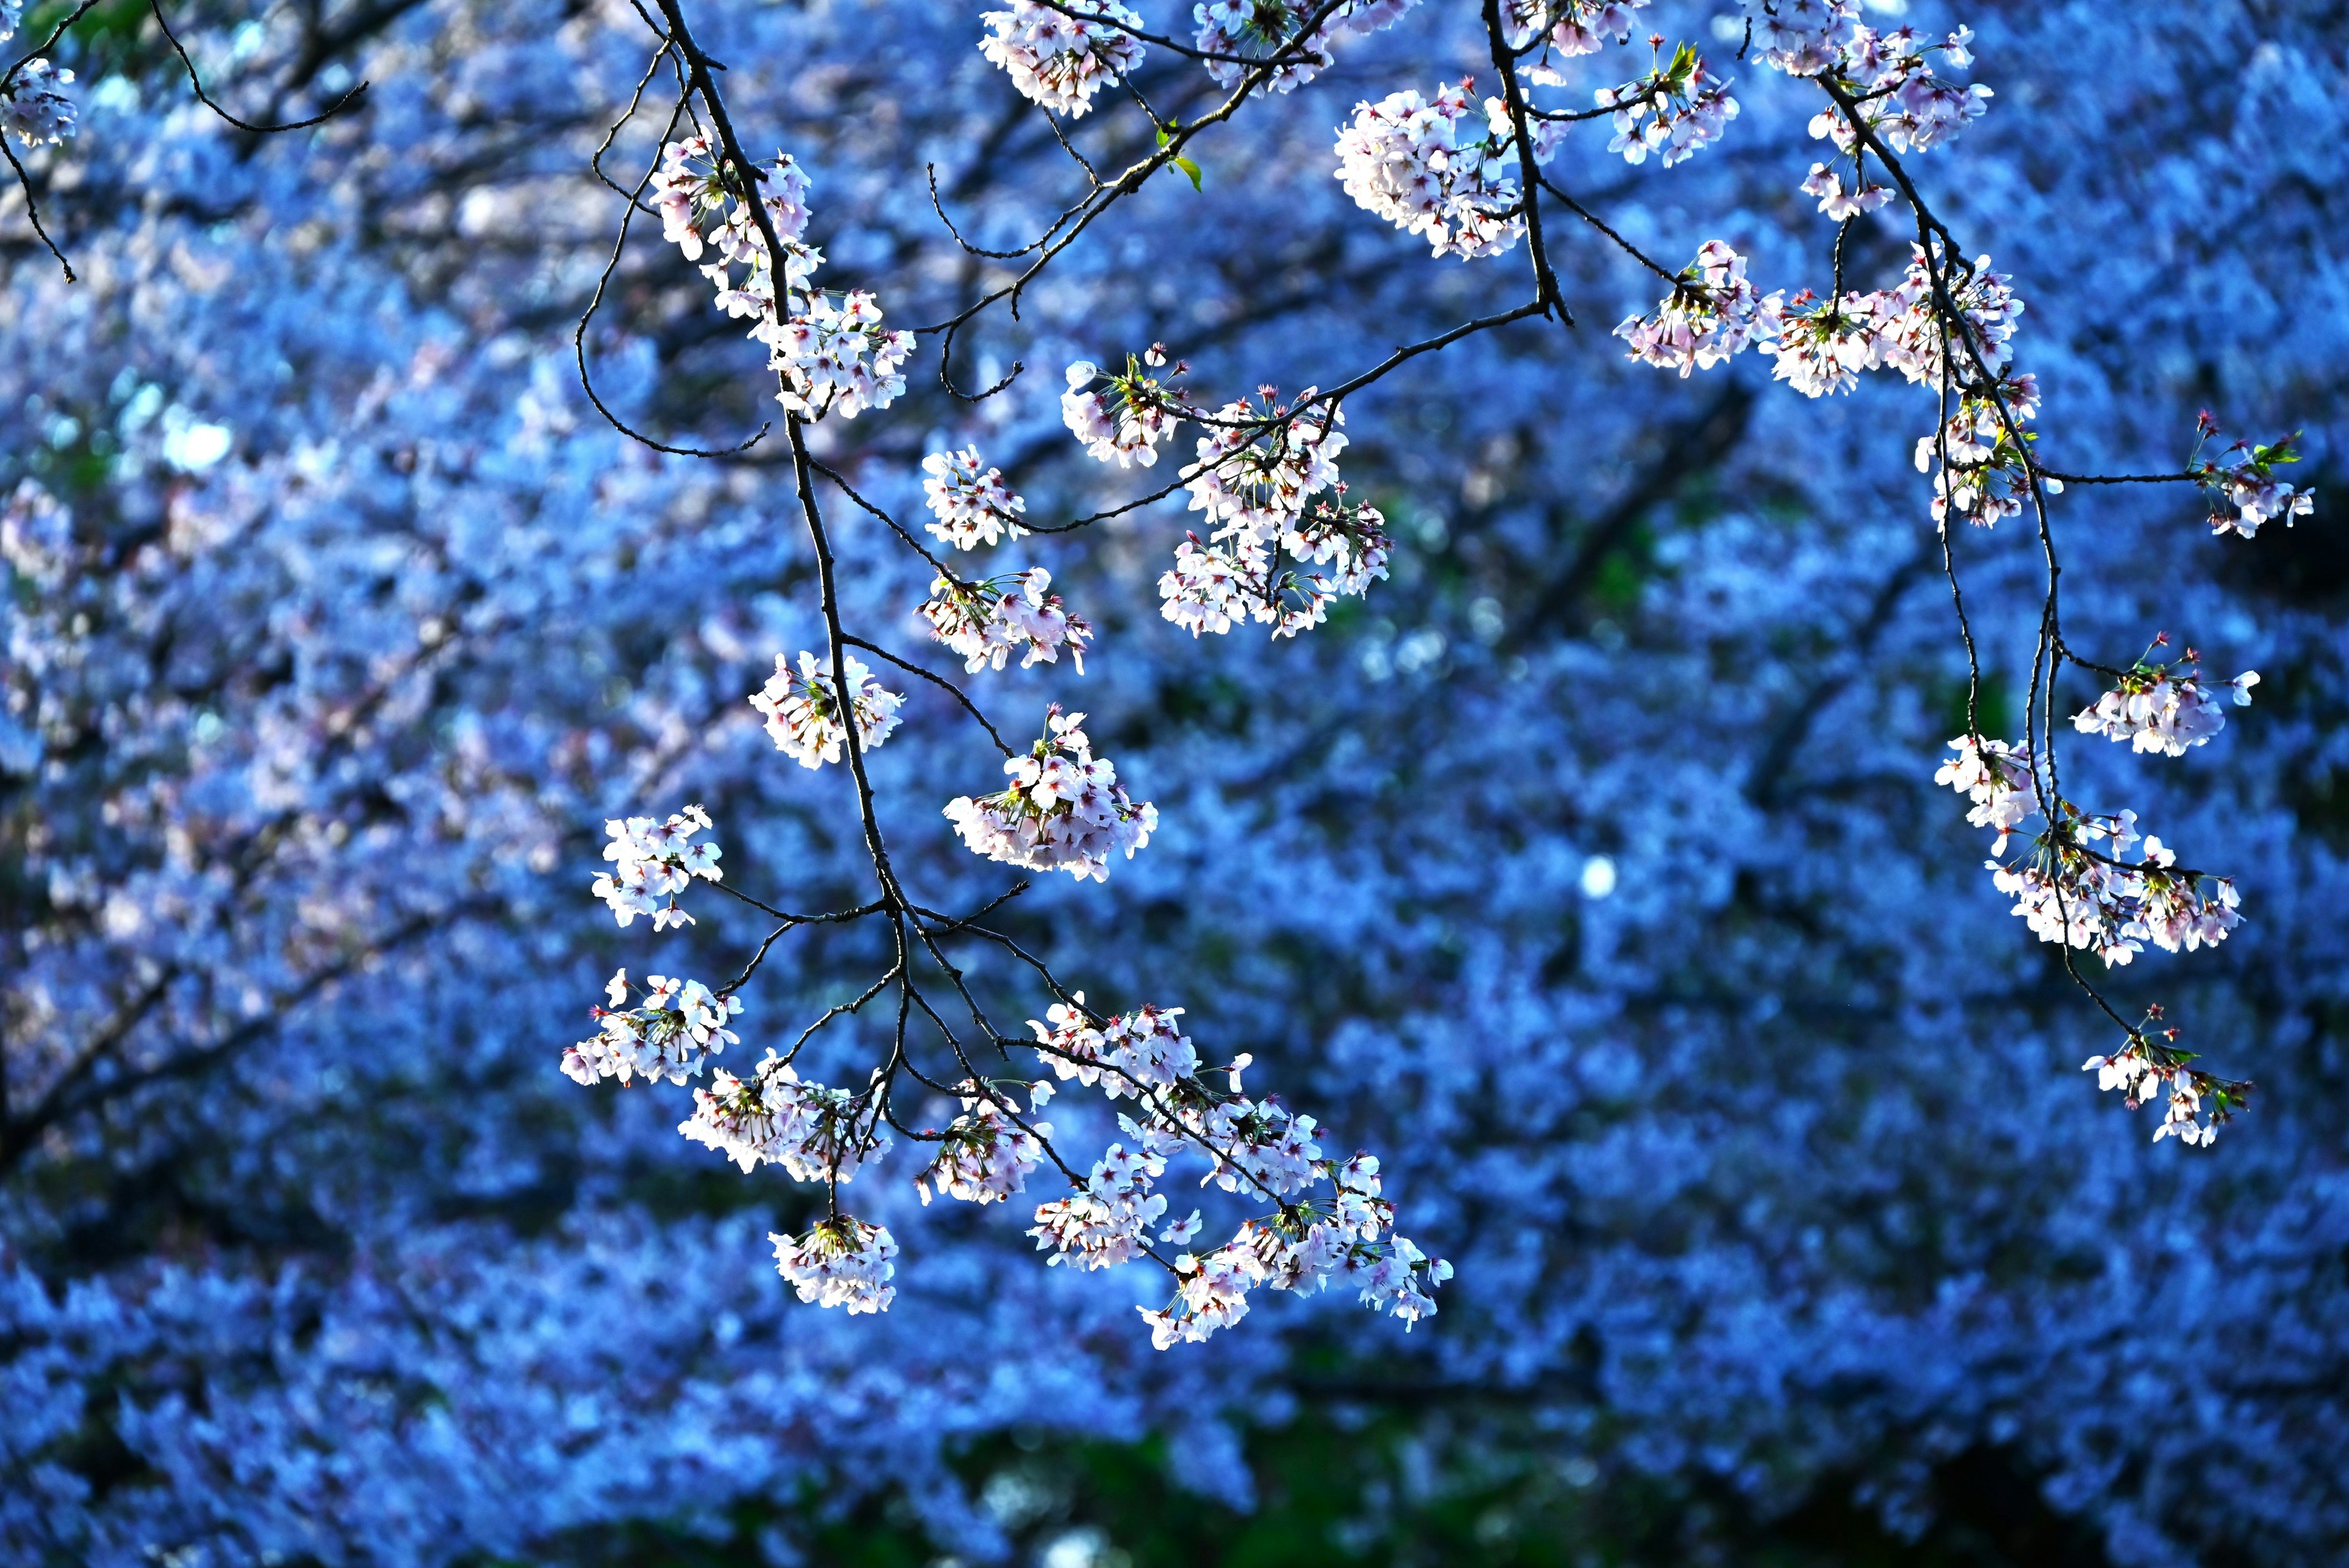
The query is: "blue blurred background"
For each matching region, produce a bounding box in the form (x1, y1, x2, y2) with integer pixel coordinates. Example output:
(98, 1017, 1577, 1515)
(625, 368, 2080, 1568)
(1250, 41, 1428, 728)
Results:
(2, 1, 2345, 1563)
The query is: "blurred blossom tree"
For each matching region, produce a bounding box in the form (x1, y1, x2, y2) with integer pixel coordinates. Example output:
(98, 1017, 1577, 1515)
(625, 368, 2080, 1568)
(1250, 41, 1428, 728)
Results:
(2, 0, 2345, 1563)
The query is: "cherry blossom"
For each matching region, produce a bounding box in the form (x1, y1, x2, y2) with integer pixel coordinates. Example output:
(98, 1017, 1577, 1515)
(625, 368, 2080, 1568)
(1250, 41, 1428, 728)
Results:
(1742, 0, 1857, 77)
(919, 567, 1093, 672)
(2084, 1019, 2247, 1148)
(680, 1051, 888, 1181)
(917, 1085, 1047, 1205)
(1193, 0, 1420, 94)
(562, 970, 742, 1087)
(1030, 1127, 1171, 1269)
(919, 447, 1029, 549)
(1935, 735, 2036, 855)
(1186, 390, 1346, 532)
(748, 650, 905, 769)
(1595, 43, 1738, 168)
(1615, 240, 1784, 377)
(770, 1217, 898, 1314)
(2074, 648, 2258, 757)
(1800, 160, 1891, 220)
(1334, 80, 1526, 261)
(2, 58, 76, 149)
(979, 0, 1146, 117)
(2189, 416, 2317, 537)
(1062, 352, 1186, 467)
(1504, 0, 1648, 62)
(1030, 998, 1200, 1098)
(590, 806, 724, 929)
(943, 707, 1156, 880)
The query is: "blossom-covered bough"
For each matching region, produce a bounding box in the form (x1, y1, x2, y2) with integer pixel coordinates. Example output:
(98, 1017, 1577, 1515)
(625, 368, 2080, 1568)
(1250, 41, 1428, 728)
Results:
(4, 0, 2309, 1348)
(558, 0, 2297, 1326)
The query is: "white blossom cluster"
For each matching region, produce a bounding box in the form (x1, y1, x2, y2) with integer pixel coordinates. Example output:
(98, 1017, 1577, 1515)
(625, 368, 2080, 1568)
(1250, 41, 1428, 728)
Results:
(1186, 392, 1347, 532)
(919, 447, 1029, 549)
(650, 133, 812, 267)
(770, 1216, 899, 1314)
(1941, 725, 2248, 967)
(1757, 248, 2022, 418)
(1156, 393, 1392, 638)
(919, 566, 1093, 673)
(748, 650, 905, 770)
(943, 706, 1156, 881)
(1504, 0, 1648, 63)
(1063, 351, 1186, 467)
(680, 1050, 887, 1181)
(918, 1085, 1048, 1205)
(1615, 241, 1785, 377)
(1913, 375, 2058, 529)
(2075, 655, 2258, 757)
(1023, 1002, 1450, 1346)
(590, 805, 724, 929)
(1984, 803, 2243, 967)
(1745, 1, 1991, 155)
(1595, 43, 1738, 168)
(1334, 81, 1527, 261)
(2083, 1036, 2236, 1148)
(2189, 417, 2317, 538)
(2, 58, 76, 149)
(1031, 998, 1200, 1099)
(1800, 159, 1890, 221)
(1192, 0, 1419, 94)
(1934, 735, 2037, 855)
(562, 970, 743, 1087)
(979, 0, 1146, 117)
(1031, 1124, 1172, 1269)
(1160, 489, 1392, 639)
(1811, 28, 1991, 155)
(649, 136, 912, 421)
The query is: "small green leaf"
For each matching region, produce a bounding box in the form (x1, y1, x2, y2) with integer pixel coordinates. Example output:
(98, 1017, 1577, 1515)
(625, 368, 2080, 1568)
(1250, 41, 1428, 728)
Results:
(1173, 155, 1203, 191)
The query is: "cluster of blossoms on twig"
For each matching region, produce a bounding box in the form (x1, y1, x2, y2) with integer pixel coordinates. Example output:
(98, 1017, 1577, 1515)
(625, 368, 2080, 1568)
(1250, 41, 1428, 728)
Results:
(2073, 639, 2259, 757)
(920, 566, 1093, 674)
(2188, 414, 2316, 538)
(1938, 738, 2244, 969)
(2084, 1007, 2249, 1148)
(1062, 347, 1187, 467)
(591, 806, 723, 929)
(1594, 39, 1738, 168)
(920, 447, 1029, 549)
(1027, 1001, 1449, 1347)
(749, 650, 905, 770)
(944, 706, 1156, 881)
(1505, 0, 1647, 67)
(563, 969, 742, 1087)
(1162, 483, 1391, 639)
(1615, 241, 1783, 377)
(979, 0, 1147, 117)
(648, 135, 912, 420)
(917, 1083, 1048, 1205)
(2, 5, 77, 150)
(771, 1217, 899, 1315)
(681, 1050, 888, 1181)
(1163, 387, 1387, 635)
(1334, 80, 1532, 261)
(2, 61, 76, 150)
(1193, 0, 1420, 95)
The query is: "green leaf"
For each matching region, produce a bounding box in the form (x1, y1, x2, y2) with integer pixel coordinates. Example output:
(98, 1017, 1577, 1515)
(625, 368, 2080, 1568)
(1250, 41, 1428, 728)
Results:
(1172, 155, 1203, 191)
